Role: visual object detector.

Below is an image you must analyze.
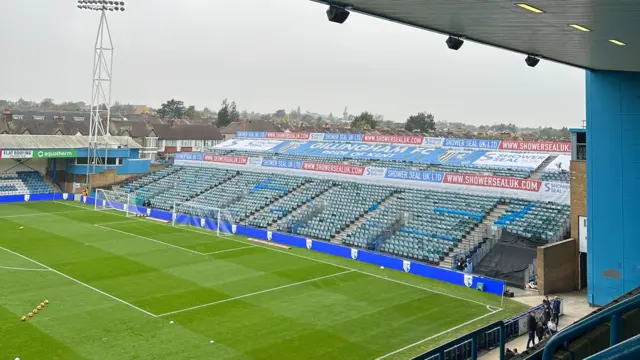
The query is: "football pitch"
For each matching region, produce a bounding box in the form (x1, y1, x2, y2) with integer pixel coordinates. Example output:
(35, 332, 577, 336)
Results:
(0, 201, 528, 360)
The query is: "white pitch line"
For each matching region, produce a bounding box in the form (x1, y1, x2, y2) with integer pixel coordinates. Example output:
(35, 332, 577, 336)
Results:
(0, 209, 86, 219)
(157, 270, 354, 317)
(0, 245, 157, 318)
(374, 308, 502, 360)
(0, 265, 51, 272)
(202, 245, 257, 255)
(55, 201, 496, 309)
(94, 224, 205, 256)
(175, 226, 493, 309)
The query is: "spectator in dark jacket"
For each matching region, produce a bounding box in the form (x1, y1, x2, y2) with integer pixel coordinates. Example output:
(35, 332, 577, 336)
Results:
(536, 319, 545, 342)
(552, 297, 561, 324)
(527, 312, 537, 348)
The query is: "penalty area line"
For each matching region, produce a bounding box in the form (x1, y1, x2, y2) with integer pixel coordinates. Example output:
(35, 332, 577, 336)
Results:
(374, 307, 502, 360)
(0, 265, 51, 272)
(0, 245, 157, 318)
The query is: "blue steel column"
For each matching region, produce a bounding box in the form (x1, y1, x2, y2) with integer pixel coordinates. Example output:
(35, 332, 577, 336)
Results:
(586, 70, 640, 306)
(499, 323, 505, 360)
(610, 313, 621, 346)
(471, 335, 477, 360)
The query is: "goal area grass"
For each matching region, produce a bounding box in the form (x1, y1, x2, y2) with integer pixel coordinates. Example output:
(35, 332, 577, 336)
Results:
(0, 201, 528, 360)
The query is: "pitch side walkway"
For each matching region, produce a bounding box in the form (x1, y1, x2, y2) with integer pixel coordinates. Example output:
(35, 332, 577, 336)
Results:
(480, 290, 593, 359)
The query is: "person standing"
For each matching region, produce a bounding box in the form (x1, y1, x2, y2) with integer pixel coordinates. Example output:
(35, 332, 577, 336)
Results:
(527, 311, 537, 348)
(552, 297, 561, 324)
(536, 318, 545, 342)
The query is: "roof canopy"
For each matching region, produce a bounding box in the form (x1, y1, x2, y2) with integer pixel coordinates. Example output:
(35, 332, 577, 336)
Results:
(0, 135, 141, 149)
(313, 0, 640, 71)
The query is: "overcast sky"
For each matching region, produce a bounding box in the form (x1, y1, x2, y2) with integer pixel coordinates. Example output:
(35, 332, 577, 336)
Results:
(0, 0, 585, 128)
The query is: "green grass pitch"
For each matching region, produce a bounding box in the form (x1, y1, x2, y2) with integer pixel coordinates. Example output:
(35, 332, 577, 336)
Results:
(0, 201, 528, 360)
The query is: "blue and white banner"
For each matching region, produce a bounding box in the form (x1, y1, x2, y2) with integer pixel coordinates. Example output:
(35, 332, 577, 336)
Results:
(277, 142, 442, 162)
(384, 169, 445, 183)
(442, 138, 501, 150)
(174, 152, 204, 161)
(472, 152, 549, 169)
(214, 139, 284, 152)
(236, 131, 267, 139)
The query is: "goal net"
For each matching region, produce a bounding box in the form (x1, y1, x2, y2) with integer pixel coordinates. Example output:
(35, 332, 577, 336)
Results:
(172, 202, 236, 237)
(94, 189, 146, 217)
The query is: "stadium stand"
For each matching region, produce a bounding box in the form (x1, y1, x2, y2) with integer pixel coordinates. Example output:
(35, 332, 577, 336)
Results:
(0, 171, 56, 195)
(115, 164, 570, 266)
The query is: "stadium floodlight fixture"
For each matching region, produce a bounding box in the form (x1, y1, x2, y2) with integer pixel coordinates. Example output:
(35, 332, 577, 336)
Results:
(77, 0, 125, 12)
(77, 0, 125, 180)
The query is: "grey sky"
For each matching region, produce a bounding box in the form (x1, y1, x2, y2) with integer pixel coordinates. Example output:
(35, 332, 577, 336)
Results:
(0, 0, 585, 128)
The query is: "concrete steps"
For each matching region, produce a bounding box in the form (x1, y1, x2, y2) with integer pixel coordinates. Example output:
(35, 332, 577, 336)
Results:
(248, 181, 314, 226)
(440, 203, 509, 269)
(268, 183, 337, 231)
(333, 192, 403, 244)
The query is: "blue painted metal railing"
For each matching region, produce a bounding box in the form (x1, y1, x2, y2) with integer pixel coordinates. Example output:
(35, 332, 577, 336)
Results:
(542, 291, 640, 360)
(585, 334, 640, 360)
(412, 302, 553, 360)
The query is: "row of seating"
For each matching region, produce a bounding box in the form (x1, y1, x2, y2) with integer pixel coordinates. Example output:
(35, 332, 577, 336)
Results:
(344, 189, 500, 263)
(247, 179, 334, 229)
(0, 171, 56, 196)
(281, 183, 396, 241)
(541, 171, 570, 182)
(500, 200, 570, 241)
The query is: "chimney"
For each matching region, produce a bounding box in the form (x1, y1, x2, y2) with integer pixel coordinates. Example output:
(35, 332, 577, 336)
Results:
(2, 108, 11, 124)
(56, 114, 64, 125)
(144, 119, 152, 128)
(169, 118, 177, 128)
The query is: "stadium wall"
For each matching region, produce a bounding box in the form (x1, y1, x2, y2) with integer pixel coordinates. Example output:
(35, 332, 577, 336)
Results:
(83, 196, 507, 296)
(570, 160, 586, 241)
(536, 238, 578, 295)
(0, 158, 47, 174)
(586, 70, 640, 306)
(235, 131, 572, 153)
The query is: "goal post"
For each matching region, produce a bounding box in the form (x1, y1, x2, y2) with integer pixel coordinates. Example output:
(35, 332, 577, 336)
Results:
(172, 202, 236, 237)
(94, 189, 145, 217)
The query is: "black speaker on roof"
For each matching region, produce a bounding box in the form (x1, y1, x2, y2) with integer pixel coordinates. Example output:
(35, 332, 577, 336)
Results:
(326, 5, 350, 24)
(446, 36, 464, 50)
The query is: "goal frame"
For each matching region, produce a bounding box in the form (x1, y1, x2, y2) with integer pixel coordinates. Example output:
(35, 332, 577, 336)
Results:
(94, 188, 142, 217)
(172, 202, 235, 237)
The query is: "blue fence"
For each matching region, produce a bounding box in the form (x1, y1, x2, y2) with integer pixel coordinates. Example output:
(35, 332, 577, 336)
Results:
(83, 196, 506, 296)
(0, 193, 73, 203)
(412, 302, 562, 360)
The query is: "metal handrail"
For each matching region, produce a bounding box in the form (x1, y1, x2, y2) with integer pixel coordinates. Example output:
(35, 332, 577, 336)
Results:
(542, 292, 640, 360)
(584, 334, 640, 360)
